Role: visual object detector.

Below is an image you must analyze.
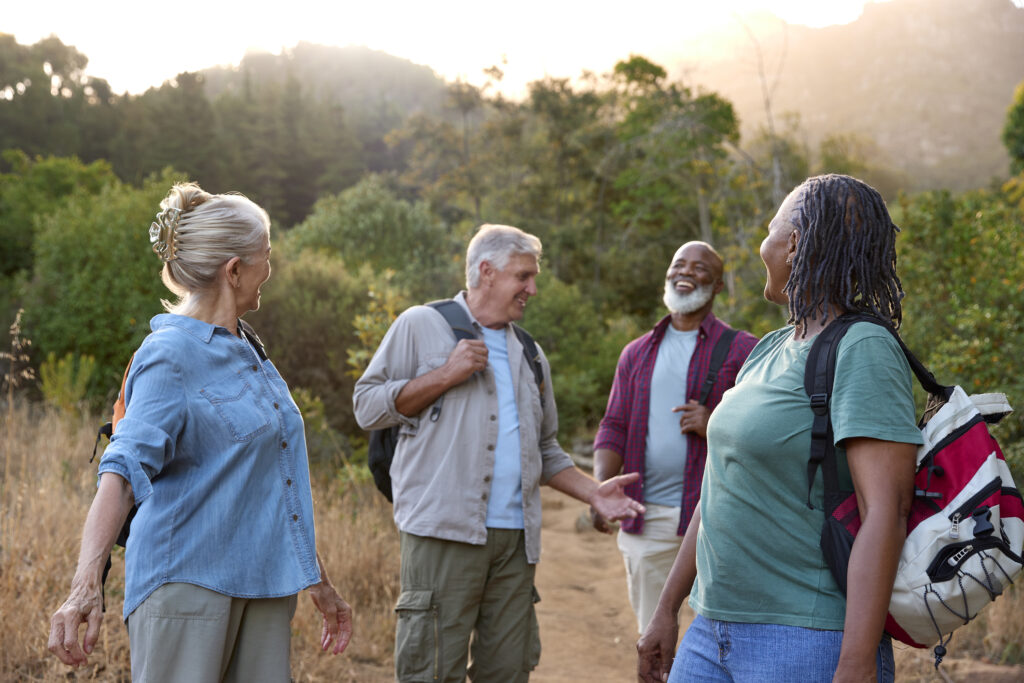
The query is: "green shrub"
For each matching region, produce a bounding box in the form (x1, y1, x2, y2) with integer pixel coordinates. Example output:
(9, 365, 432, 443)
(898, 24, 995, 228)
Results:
(23, 169, 183, 405)
(39, 351, 95, 415)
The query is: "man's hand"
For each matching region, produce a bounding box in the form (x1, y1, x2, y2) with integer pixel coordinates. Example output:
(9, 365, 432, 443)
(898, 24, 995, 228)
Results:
(673, 400, 710, 438)
(589, 506, 616, 534)
(443, 339, 489, 385)
(590, 472, 645, 522)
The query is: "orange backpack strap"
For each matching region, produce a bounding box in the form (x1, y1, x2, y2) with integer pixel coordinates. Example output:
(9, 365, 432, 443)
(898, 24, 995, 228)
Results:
(91, 354, 135, 462)
(111, 354, 135, 432)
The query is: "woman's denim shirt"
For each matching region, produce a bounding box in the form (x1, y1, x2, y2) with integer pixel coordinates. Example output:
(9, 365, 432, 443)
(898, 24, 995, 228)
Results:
(98, 314, 320, 620)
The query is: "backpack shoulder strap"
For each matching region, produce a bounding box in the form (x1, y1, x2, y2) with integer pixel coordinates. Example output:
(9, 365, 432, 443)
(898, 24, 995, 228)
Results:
(698, 328, 739, 406)
(426, 299, 477, 342)
(803, 316, 858, 509)
(802, 312, 947, 509)
(92, 353, 135, 463)
(239, 318, 268, 361)
(512, 323, 546, 407)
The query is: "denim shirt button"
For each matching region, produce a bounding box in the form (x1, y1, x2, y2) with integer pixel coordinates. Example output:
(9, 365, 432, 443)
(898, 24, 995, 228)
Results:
(292, 514, 298, 521)
(273, 402, 280, 409)
(286, 478, 292, 486)
(251, 364, 258, 371)
(281, 441, 288, 449)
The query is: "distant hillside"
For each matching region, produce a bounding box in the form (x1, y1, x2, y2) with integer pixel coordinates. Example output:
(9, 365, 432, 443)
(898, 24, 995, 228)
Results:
(678, 0, 1024, 191)
(201, 43, 447, 143)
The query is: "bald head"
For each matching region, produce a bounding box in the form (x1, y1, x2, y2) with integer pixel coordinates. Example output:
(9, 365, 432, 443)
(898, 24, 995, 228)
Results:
(669, 241, 724, 281)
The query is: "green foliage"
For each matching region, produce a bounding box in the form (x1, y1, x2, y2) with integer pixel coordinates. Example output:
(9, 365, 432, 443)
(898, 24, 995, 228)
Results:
(346, 270, 411, 380)
(288, 174, 461, 298)
(1004, 80, 1024, 175)
(289, 387, 352, 467)
(23, 169, 182, 403)
(895, 185, 1024, 478)
(246, 244, 384, 435)
(39, 351, 95, 414)
(521, 271, 641, 440)
(0, 149, 116, 278)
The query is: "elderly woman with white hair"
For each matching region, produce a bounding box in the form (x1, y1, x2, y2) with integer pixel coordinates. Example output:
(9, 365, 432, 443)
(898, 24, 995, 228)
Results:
(48, 182, 352, 681)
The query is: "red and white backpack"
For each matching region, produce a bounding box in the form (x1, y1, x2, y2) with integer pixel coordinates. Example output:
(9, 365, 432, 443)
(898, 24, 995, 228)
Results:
(805, 313, 1023, 667)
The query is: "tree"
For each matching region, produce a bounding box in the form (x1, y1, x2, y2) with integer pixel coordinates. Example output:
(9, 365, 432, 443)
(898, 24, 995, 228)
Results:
(23, 169, 184, 400)
(1004, 80, 1024, 175)
(895, 185, 1024, 473)
(0, 150, 115, 278)
(287, 174, 460, 298)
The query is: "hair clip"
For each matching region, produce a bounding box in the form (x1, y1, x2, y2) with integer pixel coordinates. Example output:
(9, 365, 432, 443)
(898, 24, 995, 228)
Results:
(149, 207, 182, 262)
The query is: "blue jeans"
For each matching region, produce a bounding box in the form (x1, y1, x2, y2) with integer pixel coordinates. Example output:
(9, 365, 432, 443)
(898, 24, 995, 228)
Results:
(668, 614, 895, 683)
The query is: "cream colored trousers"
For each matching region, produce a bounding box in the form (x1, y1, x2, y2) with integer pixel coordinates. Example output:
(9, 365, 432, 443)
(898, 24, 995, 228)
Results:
(616, 503, 685, 633)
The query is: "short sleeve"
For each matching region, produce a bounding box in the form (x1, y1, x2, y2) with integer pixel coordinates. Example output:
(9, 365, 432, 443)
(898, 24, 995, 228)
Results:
(830, 324, 924, 447)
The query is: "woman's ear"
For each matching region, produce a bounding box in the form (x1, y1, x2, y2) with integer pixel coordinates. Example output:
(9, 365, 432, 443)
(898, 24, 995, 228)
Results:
(787, 229, 800, 262)
(223, 256, 242, 288)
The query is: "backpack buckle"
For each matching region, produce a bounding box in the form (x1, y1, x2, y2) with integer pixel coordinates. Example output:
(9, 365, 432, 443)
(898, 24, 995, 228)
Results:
(809, 393, 829, 416)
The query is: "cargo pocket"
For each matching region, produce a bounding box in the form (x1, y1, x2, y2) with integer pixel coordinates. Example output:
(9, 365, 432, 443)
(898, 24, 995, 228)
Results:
(525, 585, 542, 671)
(395, 589, 439, 682)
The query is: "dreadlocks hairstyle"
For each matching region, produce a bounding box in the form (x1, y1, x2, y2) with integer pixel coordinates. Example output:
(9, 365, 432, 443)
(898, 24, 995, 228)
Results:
(783, 174, 904, 334)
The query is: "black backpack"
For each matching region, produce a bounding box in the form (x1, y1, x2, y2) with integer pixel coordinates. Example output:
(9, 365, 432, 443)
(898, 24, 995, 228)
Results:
(367, 299, 543, 502)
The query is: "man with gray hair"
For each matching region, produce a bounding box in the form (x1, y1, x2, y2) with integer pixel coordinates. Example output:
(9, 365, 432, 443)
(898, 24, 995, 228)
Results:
(592, 241, 757, 633)
(354, 223, 644, 682)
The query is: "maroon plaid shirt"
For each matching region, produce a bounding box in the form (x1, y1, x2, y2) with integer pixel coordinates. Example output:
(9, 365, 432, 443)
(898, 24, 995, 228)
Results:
(594, 312, 758, 535)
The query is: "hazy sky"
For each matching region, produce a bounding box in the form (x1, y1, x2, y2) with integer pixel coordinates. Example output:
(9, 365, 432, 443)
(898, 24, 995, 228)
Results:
(4, 0, 897, 96)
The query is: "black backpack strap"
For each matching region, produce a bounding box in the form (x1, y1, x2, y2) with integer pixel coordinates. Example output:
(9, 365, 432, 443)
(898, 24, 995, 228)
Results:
(512, 323, 546, 408)
(803, 314, 873, 509)
(424, 299, 478, 421)
(698, 328, 739, 406)
(803, 312, 952, 510)
(426, 299, 477, 342)
(239, 318, 268, 361)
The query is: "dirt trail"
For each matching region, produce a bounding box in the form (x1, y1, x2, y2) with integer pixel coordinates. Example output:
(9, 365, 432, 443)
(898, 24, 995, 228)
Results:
(531, 488, 691, 682)
(343, 486, 1024, 681)
(529, 488, 1024, 683)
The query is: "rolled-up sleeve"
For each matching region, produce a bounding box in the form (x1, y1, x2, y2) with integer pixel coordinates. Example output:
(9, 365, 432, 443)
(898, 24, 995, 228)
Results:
(536, 344, 574, 483)
(353, 310, 422, 433)
(97, 342, 186, 505)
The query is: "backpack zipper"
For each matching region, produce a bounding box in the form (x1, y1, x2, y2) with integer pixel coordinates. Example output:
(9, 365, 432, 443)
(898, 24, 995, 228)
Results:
(948, 477, 1001, 537)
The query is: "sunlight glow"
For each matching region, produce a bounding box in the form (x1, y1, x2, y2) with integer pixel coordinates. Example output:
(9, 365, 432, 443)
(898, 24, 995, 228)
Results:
(2, 0, 893, 96)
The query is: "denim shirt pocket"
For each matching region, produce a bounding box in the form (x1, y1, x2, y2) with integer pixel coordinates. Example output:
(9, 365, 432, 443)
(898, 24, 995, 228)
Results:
(199, 373, 273, 442)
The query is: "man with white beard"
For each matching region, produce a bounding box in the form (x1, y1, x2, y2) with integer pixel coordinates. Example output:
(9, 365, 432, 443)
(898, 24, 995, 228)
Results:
(591, 241, 758, 633)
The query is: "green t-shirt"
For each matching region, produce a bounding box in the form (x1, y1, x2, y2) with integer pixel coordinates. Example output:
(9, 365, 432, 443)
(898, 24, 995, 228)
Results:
(690, 323, 924, 630)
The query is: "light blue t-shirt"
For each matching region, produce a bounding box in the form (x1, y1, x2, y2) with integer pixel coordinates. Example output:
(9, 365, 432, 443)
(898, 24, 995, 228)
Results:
(481, 326, 525, 529)
(643, 325, 698, 505)
(98, 314, 320, 621)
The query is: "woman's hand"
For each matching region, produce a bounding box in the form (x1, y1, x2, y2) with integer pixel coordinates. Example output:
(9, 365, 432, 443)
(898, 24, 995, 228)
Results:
(636, 608, 678, 682)
(48, 579, 104, 667)
(310, 554, 353, 655)
(47, 472, 133, 667)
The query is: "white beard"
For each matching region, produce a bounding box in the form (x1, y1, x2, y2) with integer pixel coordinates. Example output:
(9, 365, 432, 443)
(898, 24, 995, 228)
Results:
(663, 280, 715, 314)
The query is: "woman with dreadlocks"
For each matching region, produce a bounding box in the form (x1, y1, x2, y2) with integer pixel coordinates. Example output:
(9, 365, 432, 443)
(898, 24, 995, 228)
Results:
(637, 174, 923, 683)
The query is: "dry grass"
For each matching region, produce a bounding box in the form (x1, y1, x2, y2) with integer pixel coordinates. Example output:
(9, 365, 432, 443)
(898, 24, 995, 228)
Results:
(4, 399, 1024, 682)
(0, 398, 400, 682)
